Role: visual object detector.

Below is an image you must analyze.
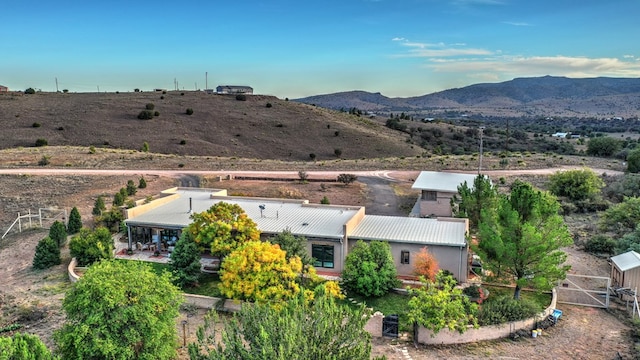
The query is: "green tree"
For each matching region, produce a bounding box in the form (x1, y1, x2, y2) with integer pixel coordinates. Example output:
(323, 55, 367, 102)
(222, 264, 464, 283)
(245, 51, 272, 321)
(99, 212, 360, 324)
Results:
(219, 241, 302, 303)
(32, 237, 61, 269)
(24, 87, 36, 94)
(48, 220, 67, 247)
(269, 229, 312, 266)
(407, 271, 478, 335)
(337, 173, 358, 185)
(69, 227, 114, 266)
(113, 191, 125, 207)
(67, 207, 82, 234)
(616, 223, 640, 254)
(92, 195, 106, 216)
(586, 136, 621, 157)
(342, 240, 399, 297)
(599, 196, 640, 235)
(96, 207, 124, 232)
(54, 260, 181, 360)
(603, 173, 640, 202)
(138, 176, 147, 189)
(548, 168, 604, 201)
(142, 141, 149, 152)
(126, 180, 137, 196)
(627, 148, 640, 173)
(0, 332, 58, 360)
(137, 110, 154, 120)
(451, 175, 497, 230)
(169, 231, 202, 288)
(187, 202, 260, 257)
(188, 289, 378, 360)
(476, 180, 573, 299)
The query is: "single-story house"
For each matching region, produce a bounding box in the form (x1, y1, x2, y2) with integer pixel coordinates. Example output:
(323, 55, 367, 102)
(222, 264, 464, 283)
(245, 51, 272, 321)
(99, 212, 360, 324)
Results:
(124, 187, 470, 282)
(0, 85, 8, 92)
(611, 251, 640, 300)
(552, 132, 568, 138)
(411, 171, 481, 218)
(216, 85, 253, 94)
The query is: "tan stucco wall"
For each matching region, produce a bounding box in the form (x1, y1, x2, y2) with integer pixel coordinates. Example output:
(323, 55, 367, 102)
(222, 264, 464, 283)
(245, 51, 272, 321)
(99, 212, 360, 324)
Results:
(388, 243, 468, 283)
(307, 239, 344, 274)
(418, 191, 456, 217)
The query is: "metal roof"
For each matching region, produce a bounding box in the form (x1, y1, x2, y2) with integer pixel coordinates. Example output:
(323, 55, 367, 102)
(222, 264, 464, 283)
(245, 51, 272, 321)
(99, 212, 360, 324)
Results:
(611, 251, 640, 272)
(411, 171, 480, 193)
(350, 215, 467, 247)
(125, 188, 360, 240)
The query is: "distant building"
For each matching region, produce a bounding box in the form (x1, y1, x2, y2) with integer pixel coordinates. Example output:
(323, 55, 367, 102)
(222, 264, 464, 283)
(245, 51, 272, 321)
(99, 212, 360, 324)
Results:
(216, 85, 253, 94)
(552, 132, 568, 138)
(154, 88, 167, 92)
(0, 85, 8, 92)
(411, 171, 481, 218)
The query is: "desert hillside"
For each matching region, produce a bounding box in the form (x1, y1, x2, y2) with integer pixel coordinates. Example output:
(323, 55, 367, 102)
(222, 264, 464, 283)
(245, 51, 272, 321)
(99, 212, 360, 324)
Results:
(0, 91, 422, 161)
(295, 76, 640, 118)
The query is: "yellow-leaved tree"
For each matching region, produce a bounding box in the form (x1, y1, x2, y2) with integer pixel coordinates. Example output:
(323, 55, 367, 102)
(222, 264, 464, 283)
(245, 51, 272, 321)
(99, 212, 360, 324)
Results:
(187, 202, 260, 256)
(219, 241, 303, 303)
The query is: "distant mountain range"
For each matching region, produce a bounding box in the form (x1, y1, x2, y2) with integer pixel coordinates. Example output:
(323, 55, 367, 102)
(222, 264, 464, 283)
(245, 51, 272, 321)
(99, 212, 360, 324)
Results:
(294, 76, 640, 118)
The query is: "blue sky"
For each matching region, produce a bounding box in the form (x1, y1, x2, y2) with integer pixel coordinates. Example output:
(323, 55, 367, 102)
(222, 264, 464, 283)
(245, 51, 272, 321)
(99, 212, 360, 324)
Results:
(2, 0, 639, 98)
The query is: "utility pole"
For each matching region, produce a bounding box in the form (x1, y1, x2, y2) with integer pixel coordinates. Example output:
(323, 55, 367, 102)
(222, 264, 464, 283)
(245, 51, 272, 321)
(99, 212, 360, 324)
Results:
(55, 77, 59, 92)
(478, 126, 485, 174)
(205, 72, 208, 90)
(97, 85, 100, 93)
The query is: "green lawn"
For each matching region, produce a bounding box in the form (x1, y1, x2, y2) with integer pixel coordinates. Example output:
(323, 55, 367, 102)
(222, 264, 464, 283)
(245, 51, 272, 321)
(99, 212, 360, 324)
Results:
(118, 260, 222, 297)
(345, 292, 412, 332)
(484, 285, 552, 310)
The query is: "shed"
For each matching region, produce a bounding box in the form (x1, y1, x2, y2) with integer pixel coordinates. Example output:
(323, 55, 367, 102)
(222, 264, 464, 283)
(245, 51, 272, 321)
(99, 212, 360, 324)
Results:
(611, 251, 640, 300)
(216, 85, 253, 94)
(0, 85, 8, 92)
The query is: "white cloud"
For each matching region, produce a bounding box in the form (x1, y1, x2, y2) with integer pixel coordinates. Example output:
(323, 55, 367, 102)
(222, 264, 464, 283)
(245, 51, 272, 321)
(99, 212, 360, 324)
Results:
(392, 39, 490, 57)
(503, 21, 532, 26)
(391, 37, 406, 41)
(425, 55, 640, 78)
(452, 0, 504, 5)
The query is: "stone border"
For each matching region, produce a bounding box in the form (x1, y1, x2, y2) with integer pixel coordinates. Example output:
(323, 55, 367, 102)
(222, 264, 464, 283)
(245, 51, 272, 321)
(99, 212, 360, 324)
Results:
(68, 258, 557, 343)
(415, 288, 558, 344)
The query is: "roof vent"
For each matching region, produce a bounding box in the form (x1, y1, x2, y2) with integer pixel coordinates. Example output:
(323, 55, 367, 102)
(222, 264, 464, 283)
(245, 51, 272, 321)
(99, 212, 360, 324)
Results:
(302, 222, 309, 226)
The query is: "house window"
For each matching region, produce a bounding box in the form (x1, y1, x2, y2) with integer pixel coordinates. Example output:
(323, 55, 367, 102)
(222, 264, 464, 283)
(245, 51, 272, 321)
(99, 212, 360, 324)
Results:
(422, 191, 437, 201)
(312, 244, 334, 268)
(401, 250, 410, 265)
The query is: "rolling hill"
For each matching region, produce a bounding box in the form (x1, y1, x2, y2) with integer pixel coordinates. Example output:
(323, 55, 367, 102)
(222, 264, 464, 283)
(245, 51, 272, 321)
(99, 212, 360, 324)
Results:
(0, 91, 422, 161)
(295, 76, 640, 118)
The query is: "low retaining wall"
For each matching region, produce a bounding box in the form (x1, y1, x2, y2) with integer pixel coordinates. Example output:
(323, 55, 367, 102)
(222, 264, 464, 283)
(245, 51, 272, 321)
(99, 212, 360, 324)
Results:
(68, 258, 81, 283)
(415, 288, 558, 345)
(182, 294, 244, 313)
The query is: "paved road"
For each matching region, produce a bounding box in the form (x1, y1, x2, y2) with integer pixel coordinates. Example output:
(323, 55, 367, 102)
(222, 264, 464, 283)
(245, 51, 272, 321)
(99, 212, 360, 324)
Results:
(358, 176, 405, 216)
(0, 166, 620, 179)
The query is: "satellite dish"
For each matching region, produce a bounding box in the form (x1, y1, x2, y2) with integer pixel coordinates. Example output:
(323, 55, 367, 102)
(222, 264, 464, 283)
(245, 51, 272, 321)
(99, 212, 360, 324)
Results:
(259, 204, 266, 210)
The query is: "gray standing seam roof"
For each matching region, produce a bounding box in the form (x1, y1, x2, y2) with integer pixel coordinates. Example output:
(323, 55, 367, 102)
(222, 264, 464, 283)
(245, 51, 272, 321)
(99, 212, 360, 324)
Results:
(611, 251, 640, 272)
(411, 171, 480, 193)
(125, 189, 359, 239)
(350, 215, 466, 246)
